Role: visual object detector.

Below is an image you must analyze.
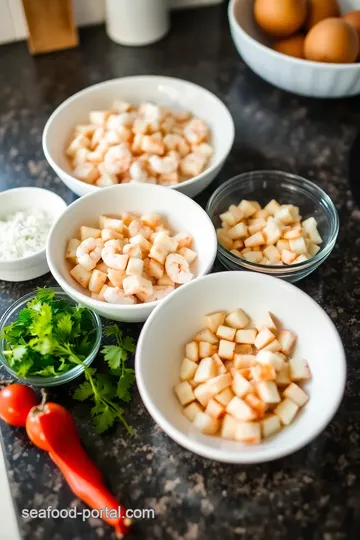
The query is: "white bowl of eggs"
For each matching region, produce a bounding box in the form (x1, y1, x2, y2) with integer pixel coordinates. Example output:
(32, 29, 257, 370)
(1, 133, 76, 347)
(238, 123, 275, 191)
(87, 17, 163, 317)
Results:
(42, 76, 235, 199)
(229, 0, 360, 98)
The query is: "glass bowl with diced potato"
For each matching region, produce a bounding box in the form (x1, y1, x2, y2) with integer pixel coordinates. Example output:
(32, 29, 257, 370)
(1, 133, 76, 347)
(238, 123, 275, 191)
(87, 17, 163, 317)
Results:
(136, 271, 346, 464)
(206, 171, 339, 283)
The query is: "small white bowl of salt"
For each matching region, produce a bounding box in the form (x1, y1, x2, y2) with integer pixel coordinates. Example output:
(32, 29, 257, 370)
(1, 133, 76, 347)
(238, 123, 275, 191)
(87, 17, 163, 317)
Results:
(0, 187, 67, 282)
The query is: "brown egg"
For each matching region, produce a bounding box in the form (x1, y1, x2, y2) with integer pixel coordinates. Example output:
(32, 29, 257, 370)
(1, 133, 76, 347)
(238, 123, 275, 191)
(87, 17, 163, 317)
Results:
(304, 18, 359, 63)
(306, 0, 340, 29)
(343, 11, 360, 56)
(273, 35, 305, 58)
(254, 0, 307, 38)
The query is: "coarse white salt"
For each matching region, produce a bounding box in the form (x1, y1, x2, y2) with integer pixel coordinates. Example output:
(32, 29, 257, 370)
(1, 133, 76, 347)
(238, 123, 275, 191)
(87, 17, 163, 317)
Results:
(0, 208, 53, 260)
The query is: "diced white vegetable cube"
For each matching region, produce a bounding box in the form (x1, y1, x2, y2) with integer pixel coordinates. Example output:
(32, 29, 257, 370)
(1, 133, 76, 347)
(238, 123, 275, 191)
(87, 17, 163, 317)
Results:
(70, 264, 92, 288)
(254, 327, 275, 350)
(244, 231, 265, 247)
(232, 371, 252, 398)
(194, 383, 217, 407)
(294, 254, 309, 263)
(205, 399, 225, 419)
(199, 341, 217, 358)
(217, 229, 233, 250)
(238, 199, 257, 218)
(174, 381, 195, 406)
(123, 274, 153, 298)
(80, 226, 101, 241)
(207, 373, 232, 394)
(212, 353, 227, 374)
(225, 308, 249, 329)
(282, 226, 303, 240)
(226, 397, 256, 421)
(248, 218, 266, 235)
(215, 388, 235, 407)
(194, 357, 217, 383)
(185, 341, 199, 362)
(261, 414, 281, 439)
(204, 311, 226, 333)
(274, 399, 299, 425)
(278, 330, 296, 355)
(194, 328, 218, 344)
(180, 358, 198, 381)
(263, 245, 280, 261)
(275, 364, 291, 386)
(178, 247, 197, 265)
(147, 259, 164, 279)
(244, 393, 266, 419)
(289, 236, 307, 255)
(262, 339, 281, 352)
(228, 222, 248, 240)
(256, 381, 280, 403)
(235, 329, 257, 344)
(265, 199, 281, 216)
(193, 412, 219, 435)
(263, 218, 282, 245)
(256, 350, 284, 371)
(235, 344, 254, 354)
(283, 383, 309, 407)
(220, 211, 236, 227)
(220, 414, 238, 440)
(251, 364, 276, 381)
(234, 354, 256, 369)
(216, 325, 236, 341)
(276, 239, 290, 251)
(275, 206, 295, 225)
(235, 422, 261, 444)
(218, 339, 236, 360)
(88, 269, 107, 294)
(242, 251, 263, 263)
(289, 358, 311, 381)
(302, 217, 322, 244)
(126, 257, 144, 276)
(183, 402, 203, 422)
(307, 243, 321, 257)
(65, 238, 81, 261)
(281, 249, 297, 265)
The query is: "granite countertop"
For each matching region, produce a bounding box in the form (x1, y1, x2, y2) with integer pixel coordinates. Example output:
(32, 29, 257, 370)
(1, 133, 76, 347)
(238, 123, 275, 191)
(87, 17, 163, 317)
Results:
(1, 4, 360, 540)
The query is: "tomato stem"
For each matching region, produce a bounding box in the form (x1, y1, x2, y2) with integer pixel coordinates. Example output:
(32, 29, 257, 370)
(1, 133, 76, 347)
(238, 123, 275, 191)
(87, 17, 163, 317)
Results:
(39, 388, 47, 410)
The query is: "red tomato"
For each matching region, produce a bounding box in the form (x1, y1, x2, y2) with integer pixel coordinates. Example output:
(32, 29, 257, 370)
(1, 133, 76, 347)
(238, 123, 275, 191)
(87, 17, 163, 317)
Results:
(0, 384, 38, 427)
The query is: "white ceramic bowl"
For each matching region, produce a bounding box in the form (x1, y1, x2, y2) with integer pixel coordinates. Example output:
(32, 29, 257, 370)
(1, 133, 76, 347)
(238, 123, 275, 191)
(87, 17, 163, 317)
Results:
(0, 187, 67, 282)
(47, 183, 217, 323)
(42, 76, 235, 198)
(136, 272, 346, 463)
(229, 0, 360, 98)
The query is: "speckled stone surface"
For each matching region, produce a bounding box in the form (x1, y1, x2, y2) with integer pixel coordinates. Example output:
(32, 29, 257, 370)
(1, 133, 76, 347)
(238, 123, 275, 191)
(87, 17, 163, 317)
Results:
(1, 4, 360, 540)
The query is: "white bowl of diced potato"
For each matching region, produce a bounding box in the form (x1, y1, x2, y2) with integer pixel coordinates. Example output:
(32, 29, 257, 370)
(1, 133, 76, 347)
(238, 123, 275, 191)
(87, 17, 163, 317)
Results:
(136, 271, 346, 463)
(42, 76, 235, 199)
(46, 183, 217, 323)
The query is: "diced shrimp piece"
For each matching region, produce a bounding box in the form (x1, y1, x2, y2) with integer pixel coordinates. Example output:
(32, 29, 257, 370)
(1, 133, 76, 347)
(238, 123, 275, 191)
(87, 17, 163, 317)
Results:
(129, 160, 148, 182)
(157, 274, 175, 287)
(112, 101, 131, 113)
(90, 127, 105, 149)
(173, 232, 192, 248)
(193, 142, 213, 158)
(141, 133, 165, 155)
(184, 118, 208, 145)
(96, 172, 118, 187)
(103, 144, 132, 175)
(144, 285, 174, 303)
(165, 253, 193, 284)
(103, 286, 136, 305)
(76, 238, 103, 271)
(66, 134, 89, 157)
(180, 152, 206, 177)
(149, 154, 179, 174)
(101, 240, 128, 270)
(123, 274, 153, 298)
(89, 110, 110, 126)
(141, 213, 163, 229)
(73, 163, 99, 184)
(158, 172, 179, 185)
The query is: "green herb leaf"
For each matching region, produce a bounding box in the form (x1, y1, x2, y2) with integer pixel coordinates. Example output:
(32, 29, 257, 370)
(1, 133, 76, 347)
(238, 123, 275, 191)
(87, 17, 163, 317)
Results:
(36, 288, 55, 303)
(73, 381, 94, 401)
(123, 336, 136, 353)
(56, 313, 73, 339)
(117, 368, 135, 402)
(101, 345, 123, 371)
(92, 405, 117, 434)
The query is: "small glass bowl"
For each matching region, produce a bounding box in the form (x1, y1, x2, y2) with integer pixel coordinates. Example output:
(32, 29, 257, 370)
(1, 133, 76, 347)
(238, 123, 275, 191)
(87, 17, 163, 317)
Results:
(0, 288, 102, 386)
(206, 171, 339, 283)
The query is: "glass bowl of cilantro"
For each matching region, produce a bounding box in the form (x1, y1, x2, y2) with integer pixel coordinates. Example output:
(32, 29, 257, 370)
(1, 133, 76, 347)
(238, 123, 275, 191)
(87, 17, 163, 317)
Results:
(0, 288, 102, 386)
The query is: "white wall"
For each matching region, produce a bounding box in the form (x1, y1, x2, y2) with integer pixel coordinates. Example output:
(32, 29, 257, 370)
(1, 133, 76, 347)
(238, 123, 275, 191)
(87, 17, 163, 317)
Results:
(0, 0, 224, 45)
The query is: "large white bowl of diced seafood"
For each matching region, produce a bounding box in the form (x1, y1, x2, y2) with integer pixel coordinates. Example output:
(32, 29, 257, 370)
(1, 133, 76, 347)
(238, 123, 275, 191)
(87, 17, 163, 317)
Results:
(47, 183, 217, 323)
(42, 76, 235, 199)
(136, 271, 346, 463)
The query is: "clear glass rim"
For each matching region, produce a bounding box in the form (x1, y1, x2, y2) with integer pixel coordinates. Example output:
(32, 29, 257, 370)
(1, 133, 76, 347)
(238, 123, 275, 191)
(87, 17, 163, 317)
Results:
(0, 288, 102, 386)
(206, 170, 340, 274)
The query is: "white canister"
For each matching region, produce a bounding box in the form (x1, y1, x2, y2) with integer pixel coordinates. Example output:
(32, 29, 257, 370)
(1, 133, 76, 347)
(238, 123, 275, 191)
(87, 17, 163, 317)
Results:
(106, 0, 170, 46)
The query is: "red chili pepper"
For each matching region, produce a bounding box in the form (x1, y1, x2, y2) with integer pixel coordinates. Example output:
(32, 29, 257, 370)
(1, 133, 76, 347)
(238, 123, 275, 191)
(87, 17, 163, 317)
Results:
(26, 391, 131, 538)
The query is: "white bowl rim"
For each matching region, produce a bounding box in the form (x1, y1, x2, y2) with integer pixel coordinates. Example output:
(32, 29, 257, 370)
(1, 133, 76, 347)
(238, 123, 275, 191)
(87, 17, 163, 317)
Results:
(42, 74, 235, 193)
(46, 182, 218, 313)
(0, 187, 67, 265)
(229, 0, 360, 70)
(135, 271, 347, 463)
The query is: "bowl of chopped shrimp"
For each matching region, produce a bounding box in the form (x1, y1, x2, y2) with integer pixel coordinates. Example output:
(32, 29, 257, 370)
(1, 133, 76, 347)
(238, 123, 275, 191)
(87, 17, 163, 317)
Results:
(46, 183, 217, 323)
(42, 76, 235, 199)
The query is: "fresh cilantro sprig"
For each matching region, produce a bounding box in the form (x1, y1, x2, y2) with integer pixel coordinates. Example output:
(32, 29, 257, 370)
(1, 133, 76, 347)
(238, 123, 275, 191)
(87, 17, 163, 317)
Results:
(73, 324, 136, 435)
(1, 288, 96, 378)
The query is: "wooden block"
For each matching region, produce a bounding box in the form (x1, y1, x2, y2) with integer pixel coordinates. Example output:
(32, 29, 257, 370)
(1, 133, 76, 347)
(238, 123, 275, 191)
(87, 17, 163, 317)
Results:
(22, 0, 78, 54)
